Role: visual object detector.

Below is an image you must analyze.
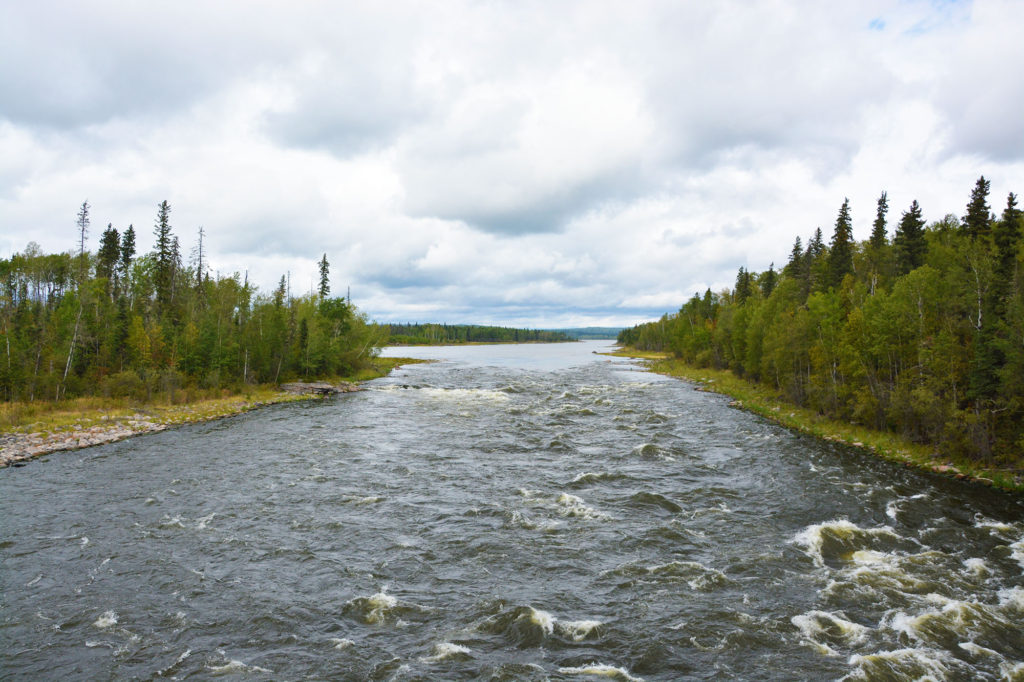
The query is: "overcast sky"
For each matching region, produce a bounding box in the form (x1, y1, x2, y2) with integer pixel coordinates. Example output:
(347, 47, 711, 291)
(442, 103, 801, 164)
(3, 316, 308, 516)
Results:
(2, 1, 1023, 327)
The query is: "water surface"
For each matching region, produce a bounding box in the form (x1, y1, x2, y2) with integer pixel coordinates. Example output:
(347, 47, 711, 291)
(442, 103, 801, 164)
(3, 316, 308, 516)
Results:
(2, 341, 1022, 680)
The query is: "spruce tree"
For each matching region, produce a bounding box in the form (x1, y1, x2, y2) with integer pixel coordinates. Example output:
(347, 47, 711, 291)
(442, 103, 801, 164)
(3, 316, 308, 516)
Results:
(96, 223, 121, 297)
(119, 224, 136, 302)
(827, 198, 854, 289)
(318, 254, 330, 298)
(734, 267, 752, 304)
(869, 191, 888, 249)
(963, 175, 992, 239)
(153, 201, 174, 308)
(783, 236, 803, 278)
(760, 263, 777, 297)
(894, 200, 927, 275)
(76, 200, 90, 258)
(75, 200, 90, 282)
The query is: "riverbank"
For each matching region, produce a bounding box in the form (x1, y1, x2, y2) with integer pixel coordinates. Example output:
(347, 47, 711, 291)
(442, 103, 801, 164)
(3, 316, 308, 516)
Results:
(610, 349, 1024, 494)
(0, 357, 426, 468)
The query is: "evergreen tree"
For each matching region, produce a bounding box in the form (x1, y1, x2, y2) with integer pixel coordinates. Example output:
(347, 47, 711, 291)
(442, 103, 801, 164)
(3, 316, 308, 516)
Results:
(75, 200, 90, 282)
(96, 223, 121, 297)
(783, 236, 803, 278)
(192, 226, 207, 289)
(734, 267, 752, 304)
(963, 175, 993, 239)
(318, 254, 330, 299)
(894, 200, 927, 275)
(805, 227, 827, 293)
(76, 200, 90, 259)
(827, 198, 854, 289)
(869, 191, 888, 249)
(153, 201, 174, 309)
(120, 225, 136, 278)
(760, 262, 777, 298)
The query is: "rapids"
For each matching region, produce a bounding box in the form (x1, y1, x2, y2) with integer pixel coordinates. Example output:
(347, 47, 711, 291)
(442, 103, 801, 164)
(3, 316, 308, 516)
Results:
(1, 341, 1022, 680)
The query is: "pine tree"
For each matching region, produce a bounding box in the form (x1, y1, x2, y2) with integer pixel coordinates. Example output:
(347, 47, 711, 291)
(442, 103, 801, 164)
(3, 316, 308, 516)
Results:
(869, 191, 888, 249)
(827, 198, 854, 289)
(894, 200, 927, 275)
(963, 175, 992, 240)
(318, 254, 330, 299)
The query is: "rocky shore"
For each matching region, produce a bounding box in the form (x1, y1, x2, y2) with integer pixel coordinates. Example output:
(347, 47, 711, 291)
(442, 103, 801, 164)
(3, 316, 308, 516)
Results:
(0, 382, 366, 468)
(0, 415, 170, 468)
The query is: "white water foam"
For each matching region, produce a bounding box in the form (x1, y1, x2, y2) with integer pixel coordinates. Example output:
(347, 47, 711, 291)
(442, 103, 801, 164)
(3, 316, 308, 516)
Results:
(557, 619, 604, 641)
(196, 513, 215, 529)
(845, 647, 954, 681)
(557, 663, 643, 681)
(791, 610, 869, 656)
(963, 557, 990, 578)
(421, 642, 472, 663)
(93, 611, 118, 628)
(556, 493, 610, 520)
(792, 519, 903, 568)
(208, 659, 272, 675)
(330, 638, 355, 650)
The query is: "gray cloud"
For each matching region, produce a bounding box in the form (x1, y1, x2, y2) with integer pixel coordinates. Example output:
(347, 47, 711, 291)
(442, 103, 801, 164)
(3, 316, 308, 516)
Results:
(2, 0, 1023, 327)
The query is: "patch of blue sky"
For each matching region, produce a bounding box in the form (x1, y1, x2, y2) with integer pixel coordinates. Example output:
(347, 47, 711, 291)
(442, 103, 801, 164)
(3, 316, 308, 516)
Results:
(901, 0, 971, 35)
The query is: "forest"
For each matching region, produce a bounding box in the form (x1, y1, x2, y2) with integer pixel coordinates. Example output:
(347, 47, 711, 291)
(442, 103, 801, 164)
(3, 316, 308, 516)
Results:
(0, 201, 386, 403)
(619, 177, 1023, 465)
(386, 323, 572, 345)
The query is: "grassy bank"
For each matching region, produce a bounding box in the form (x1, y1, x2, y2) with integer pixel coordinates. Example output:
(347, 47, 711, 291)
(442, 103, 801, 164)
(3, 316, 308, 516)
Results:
(609, 349, 1024, 494)
(1, 356, 428, 438)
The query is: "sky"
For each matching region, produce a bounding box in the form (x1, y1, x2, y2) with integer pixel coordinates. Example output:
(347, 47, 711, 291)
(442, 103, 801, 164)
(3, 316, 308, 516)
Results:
(2, 0, 1023, 328)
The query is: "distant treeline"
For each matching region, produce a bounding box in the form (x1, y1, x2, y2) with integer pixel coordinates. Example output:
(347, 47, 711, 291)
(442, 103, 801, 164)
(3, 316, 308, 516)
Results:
(387, 323, 572, 345)
(553, 327, 624, 340)
(0, 200, 386, 402)
(619, 178, 1023, 464)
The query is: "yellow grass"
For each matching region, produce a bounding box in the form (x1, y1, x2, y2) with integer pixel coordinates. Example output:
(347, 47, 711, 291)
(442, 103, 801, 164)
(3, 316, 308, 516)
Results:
(1, 357, 430, 436)
(615, 349, 1023, 495)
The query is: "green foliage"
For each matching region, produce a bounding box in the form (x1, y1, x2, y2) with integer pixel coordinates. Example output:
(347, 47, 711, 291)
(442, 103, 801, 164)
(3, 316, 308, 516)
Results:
(619, 178, 1024, 465)
(0, 205, 388, 404)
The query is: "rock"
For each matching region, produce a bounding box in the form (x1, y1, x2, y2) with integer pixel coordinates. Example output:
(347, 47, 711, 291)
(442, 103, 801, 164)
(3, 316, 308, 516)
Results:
(280, 381, 362, 395)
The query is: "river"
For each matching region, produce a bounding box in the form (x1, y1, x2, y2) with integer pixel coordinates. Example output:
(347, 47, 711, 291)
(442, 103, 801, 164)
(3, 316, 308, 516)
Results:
(2, 341, 1022, 680)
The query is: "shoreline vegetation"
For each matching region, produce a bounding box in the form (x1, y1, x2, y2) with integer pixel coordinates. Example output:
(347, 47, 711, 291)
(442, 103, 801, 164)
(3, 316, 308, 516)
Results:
(616, 178, 1023, 495)
(610, 348, 1024, 495)
(0, 357, 427, 468)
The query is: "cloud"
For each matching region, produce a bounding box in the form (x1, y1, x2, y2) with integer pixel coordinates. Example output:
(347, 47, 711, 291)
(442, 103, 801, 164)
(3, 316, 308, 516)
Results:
(2, 0, 1023, 328)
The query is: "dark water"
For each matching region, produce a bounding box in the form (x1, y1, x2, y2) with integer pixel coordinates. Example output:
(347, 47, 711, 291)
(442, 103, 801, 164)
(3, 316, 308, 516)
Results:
(2, 341, 1023, 681)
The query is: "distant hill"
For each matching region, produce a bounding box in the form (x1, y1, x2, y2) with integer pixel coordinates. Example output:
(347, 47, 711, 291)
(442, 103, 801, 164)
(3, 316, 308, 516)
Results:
(549, 327, 624, 340)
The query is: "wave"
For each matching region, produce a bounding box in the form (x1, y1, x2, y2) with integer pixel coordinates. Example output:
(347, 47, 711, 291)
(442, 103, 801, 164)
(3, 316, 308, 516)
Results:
(343, 589, 413, 625)
(557, 663, 643, 681)
(626, 491, 682, 514)
(603, 559, 728, 591)
(477, 605, 604, 647)
(421, 641, 472, 663)
(569, 471, 627, 487)
(791, 610, 869, 656)
(844, 647, 962, 681)
(93, 611, 117, 628)
(792, 519, 907, 568)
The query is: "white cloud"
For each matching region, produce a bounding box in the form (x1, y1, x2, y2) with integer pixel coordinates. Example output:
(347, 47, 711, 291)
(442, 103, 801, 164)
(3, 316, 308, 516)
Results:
(1, 0, 1023, 327)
